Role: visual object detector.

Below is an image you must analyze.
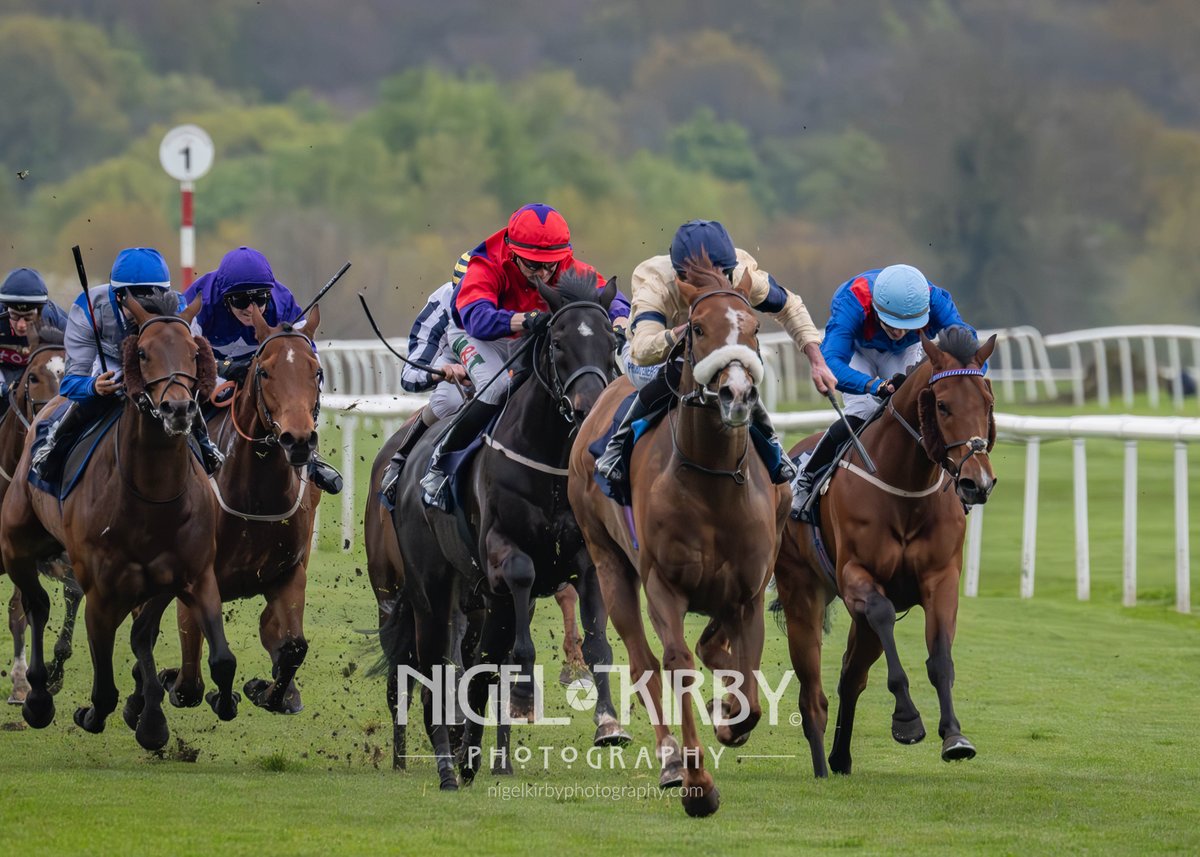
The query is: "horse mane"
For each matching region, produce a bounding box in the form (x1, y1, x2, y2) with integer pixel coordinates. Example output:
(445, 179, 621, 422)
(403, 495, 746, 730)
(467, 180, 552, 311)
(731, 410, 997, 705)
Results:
(34, 326, 64, 346)
(937, 325, 981, 365)
(680, 252, 730, 292)
(555, 266, 603, 305)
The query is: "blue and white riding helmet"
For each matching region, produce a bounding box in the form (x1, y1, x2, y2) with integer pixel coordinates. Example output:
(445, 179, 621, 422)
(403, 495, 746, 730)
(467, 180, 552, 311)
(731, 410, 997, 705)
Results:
(872, 264, 930, 329)
(0, 267, 50, 308)
(110, 247, 171, 295)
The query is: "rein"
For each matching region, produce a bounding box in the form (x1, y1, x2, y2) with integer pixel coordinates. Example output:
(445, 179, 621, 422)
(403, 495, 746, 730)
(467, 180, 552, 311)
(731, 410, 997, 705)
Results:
(134, 316, 201, 420)
(8, 344, 64, 431)
(529, 301, 615, 429)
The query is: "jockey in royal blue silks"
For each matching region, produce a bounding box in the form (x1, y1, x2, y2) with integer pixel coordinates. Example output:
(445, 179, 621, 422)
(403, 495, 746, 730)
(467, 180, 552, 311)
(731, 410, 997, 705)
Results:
(790, 263, 976, 518)
(0, 267, 70, 403)
(30, 247, 227, 482)
(184, 245, 343, 495)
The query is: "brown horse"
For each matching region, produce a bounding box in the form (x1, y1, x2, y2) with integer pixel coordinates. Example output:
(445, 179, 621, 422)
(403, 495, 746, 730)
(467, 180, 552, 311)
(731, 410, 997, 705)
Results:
(160, 306, 323, 715)
(773, 327, 996, 777)
(0, 293, 238, 750)
(0, 332, 79, 703)
(569, 259, 788, 817)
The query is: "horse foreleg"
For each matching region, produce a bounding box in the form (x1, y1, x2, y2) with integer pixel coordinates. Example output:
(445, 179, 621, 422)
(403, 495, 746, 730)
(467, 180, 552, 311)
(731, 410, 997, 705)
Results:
(73, 593, 122, 735)
(160, 599, 205, 708)
(247, 567, 308, 715)
(697, 599, 765, 749)
(485, 532, 537, 722)
(462, 604, 515, 781)
(414, 580, 457, 790)
(827, 617, 883, 775)
(923, 572, 976, 762)
(772, 563, 830, 777)
(12, 570, 52, 727)
(575, 565, 629, 747)
(645, 572, 720, 818)
(45, 566, 82, 695)
(6, 587, 30, 704)
(554, 583, 588, 685)
(125, 593, 172, 751)
(184, 568, 238, 722)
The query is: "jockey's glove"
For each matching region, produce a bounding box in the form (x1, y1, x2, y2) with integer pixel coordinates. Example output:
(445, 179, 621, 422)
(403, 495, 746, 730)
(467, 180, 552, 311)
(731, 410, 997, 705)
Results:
(522, 310, 551, 336)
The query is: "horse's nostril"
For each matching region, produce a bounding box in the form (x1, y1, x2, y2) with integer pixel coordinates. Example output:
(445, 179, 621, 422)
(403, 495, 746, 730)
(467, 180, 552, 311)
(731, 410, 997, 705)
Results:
(278, 431, 296, 449)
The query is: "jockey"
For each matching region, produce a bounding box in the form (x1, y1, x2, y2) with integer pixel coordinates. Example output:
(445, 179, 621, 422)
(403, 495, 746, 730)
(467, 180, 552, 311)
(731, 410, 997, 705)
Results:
(30, 247, 225, 481)
(0, 267, 69, 396)
(594, 219, 836, 485)
(184, 245, 343, 495)
(790, 263, 974, 518)
(418, 203, 630, 511)
(378, 278, 473, 506)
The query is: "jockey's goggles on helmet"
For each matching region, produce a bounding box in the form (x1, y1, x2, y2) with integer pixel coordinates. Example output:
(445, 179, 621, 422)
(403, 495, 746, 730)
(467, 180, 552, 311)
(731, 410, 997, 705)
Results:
(513, 254, 558, 273)
(120, 285, 162, 300)
(6, 303, 41, 315)
(226, 289, 272, 310)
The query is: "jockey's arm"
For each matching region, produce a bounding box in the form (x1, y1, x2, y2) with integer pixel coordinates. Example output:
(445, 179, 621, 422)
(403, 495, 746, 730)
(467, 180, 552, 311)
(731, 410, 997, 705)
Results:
(627, 259, 683, 366)
(60, 301, 112, 402)
(741, 253, 834, 394)
(821, 309, 884, 396)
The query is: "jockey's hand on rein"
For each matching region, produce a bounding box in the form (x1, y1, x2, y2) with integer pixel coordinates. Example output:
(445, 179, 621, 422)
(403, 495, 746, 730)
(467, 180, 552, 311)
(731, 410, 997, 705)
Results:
(521, 310, 551, 336)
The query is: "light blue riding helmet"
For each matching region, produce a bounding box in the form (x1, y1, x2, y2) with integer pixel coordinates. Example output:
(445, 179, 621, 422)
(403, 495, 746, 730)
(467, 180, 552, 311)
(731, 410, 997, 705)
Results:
(110, 247, 171, 292)
(873, 264, 930, 329)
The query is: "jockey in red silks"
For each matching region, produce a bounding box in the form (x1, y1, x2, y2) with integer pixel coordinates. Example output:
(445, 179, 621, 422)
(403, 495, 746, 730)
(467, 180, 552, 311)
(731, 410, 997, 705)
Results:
(419, 203, 630, 511)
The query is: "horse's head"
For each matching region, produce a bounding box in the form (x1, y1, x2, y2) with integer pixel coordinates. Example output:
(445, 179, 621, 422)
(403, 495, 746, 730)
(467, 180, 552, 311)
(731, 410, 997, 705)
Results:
(20, 326, 66, 421)
(675, 255, 764, 428)
(243, 303, 323, 466)
(915, 327, 998, 506)
(533, 271, 618, 425)
(122, 294, 216, 436)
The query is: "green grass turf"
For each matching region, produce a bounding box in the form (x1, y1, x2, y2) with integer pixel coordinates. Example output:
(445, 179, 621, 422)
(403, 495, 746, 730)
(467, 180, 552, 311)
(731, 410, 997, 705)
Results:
(1, 410, 1198, 855)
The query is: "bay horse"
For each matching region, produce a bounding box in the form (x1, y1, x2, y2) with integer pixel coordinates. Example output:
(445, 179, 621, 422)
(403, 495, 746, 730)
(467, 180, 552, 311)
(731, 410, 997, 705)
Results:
(366, 419, 591, 770)
(0, 293, 239, 750)
(772, 327, 996, 777)
(568, 258, 788, 818)
(386, 271, 627, 789)
(0, 331, 80, 703)
(160, 306, 323, 714)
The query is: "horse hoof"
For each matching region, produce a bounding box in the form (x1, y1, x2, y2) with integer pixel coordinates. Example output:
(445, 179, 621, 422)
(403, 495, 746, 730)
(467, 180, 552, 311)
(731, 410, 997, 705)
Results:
(439, 771, 460, 791)
(72, 705, 104, 734)
(491, 763, 514, 776)
(44, 664, 65, 696)
(941, 734, 977, 762)
(245, 678, 304, 715)
(828, 753, 851, 776)
(681, 785, 721, 818)
(508, 695, 536, 723)
(659, 761, 684, 790)
(206, 690, 240, 722)
(135, 708, 170, 752)
(122, 695, 145, 732)
(714, 724, 751, 748)
(160, 669, 203, 708)
(558, 663, 591, 687)
(892, 715, 926, 745)
(22, 692, 54, 728)
(593, 722, 632, 748)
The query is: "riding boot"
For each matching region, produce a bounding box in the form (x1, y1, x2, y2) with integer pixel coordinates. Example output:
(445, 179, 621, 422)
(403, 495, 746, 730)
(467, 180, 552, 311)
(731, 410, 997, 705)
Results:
(308, 454, 343, 495)
(751, 402, 797, 484)
(791, 414, 865, 520)
(190, 413, 226, 476)
(381, 405, 435, 506)
(594, 395, 653, 484)
(30, 400, 96, 483)
(420, 398, 502, 512)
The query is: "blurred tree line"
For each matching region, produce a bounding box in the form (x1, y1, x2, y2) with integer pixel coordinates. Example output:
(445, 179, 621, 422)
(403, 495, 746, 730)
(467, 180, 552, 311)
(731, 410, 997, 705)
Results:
(1, 0, 1198, 336)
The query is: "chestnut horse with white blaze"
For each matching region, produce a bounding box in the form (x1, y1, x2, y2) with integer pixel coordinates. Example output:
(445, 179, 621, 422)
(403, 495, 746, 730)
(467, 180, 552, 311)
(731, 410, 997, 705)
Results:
(773, 327, 997, 777)
(569, 258, 789, 818)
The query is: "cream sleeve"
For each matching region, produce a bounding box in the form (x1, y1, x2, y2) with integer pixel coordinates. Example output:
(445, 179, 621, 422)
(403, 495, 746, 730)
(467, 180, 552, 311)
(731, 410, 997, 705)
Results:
(739, 251, 822, 350)
(628, 259, 680, 366)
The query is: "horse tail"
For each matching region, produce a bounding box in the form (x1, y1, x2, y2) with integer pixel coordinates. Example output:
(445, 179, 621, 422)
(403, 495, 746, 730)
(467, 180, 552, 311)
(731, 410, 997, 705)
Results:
(367, 591, 413, 678)
(768, 597, 787, 634)
(823, 601, 834, 636)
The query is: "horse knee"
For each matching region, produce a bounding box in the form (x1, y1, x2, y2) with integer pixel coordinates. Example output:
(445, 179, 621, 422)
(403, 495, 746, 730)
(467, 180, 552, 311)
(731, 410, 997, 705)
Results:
(504, 554, 535, 592)
(863, 593, 896, 627)
(661, 646, 693, 673)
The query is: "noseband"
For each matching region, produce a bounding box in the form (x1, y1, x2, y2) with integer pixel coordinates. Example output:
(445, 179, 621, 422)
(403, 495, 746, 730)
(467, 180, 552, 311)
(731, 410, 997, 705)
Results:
(678, 289, 761, 407)
(135, 316, 200, 419)
(230, 329, 322, 448)
(8, 344, 64, 430)
(530, 301, 614, 427)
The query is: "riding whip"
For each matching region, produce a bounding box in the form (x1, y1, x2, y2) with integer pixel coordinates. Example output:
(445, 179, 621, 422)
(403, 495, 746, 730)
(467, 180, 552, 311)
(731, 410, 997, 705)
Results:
(299, 261, 352, 319)
(825, 390, 876, 474)
(357, 293, 447, 380)
(71, 245, 108, 374)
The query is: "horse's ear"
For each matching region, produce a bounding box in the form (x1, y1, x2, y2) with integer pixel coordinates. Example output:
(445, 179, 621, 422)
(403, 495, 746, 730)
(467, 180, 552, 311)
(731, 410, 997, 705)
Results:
(976, 333, 997, 366)
(536, 281, 563, 312)
(25, 325, 39, 351)
(919, 330, 940, 364)
(733, 267, 753, 299)
(598, 277, 618, 312)
(124, 295, 151, 328)
(301, 305, 321, 340)
(248, 302, 274, 343)
(181, 294, 202, 325)
(675, 276, 700, 307)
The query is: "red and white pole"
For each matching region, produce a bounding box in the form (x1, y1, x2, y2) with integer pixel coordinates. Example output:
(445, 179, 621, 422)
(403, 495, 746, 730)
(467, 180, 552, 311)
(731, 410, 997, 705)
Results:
(180, 180, 195, 288)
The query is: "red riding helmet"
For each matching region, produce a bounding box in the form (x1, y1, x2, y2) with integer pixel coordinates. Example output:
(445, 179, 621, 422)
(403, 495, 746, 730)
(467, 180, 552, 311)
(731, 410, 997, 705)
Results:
(505, 203, 572, 263)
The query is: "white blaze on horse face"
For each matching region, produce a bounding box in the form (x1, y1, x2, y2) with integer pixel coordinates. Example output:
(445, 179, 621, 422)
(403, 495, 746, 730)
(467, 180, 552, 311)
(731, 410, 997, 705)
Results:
(45, 355, 66, 380)
(577, 321, 594, 337)
(286, 347, 295, 364)
(691, 307, 765, 388)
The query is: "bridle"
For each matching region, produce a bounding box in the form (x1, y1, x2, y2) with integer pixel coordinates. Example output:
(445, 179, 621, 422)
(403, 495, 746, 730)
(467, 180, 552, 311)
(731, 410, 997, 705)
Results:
(530, 301, 614, 428)
(8, 344, 64, 431)
(887, 366, 995, 494)
(134, 316, 200, 419)
(227, 330, 322, 448)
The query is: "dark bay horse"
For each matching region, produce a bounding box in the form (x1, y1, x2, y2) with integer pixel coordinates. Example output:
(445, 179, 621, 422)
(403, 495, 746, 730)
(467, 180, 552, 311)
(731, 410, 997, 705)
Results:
(367, 418, 592, 770)
(160, 306, 324, 714)
(569, 259, 788, 817)
(0, 332, 79, 703)
(0, 294, 239, 750)
(773, 327, 996, 777)
(386, 271, 627, 789)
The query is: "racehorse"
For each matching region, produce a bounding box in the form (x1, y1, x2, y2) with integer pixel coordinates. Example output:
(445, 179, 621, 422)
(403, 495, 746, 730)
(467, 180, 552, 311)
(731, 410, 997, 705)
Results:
(772, 327, 996, 777)
(0, 330, 79, 703)
(0, 293, 239, 750)
(366, 420, 593, 771)
(568, 258, 788, 818)
(160, 306, 323, 714)
(386, 270, 627, 790)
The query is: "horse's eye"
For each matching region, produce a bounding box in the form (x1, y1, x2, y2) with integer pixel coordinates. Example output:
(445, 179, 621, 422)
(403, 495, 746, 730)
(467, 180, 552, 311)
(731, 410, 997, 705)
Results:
(259, 369, 269, 379)
(937, 400, 950, 415)
(692, 324, 703, 337)
(137, 348, 147, 360)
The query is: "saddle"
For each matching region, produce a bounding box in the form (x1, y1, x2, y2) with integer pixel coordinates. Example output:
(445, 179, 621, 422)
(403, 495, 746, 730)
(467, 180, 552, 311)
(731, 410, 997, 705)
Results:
(28, 400, 123, 500)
